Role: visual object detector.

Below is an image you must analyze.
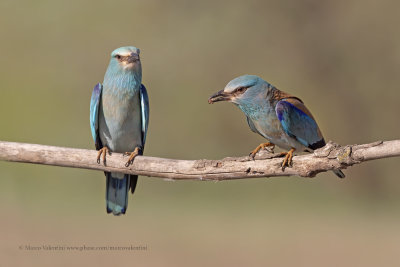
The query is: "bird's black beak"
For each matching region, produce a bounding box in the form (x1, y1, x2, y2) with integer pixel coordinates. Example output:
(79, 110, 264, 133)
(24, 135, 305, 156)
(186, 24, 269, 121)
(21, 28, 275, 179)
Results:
(208, 90, 231, 104)
(128, 52, 140, 63)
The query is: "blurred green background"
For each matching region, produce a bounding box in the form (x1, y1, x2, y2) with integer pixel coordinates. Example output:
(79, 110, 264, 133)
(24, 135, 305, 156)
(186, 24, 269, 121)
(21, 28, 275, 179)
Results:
(1, 0, 400, 266)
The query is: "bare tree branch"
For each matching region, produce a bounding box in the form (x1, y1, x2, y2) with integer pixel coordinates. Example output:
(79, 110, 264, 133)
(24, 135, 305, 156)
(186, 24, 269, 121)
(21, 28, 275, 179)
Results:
(0, 140, 399, 180)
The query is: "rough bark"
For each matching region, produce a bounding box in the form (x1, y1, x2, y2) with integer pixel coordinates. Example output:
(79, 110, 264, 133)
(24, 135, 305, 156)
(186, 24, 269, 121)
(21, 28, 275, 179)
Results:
(0, 140, 398, 180)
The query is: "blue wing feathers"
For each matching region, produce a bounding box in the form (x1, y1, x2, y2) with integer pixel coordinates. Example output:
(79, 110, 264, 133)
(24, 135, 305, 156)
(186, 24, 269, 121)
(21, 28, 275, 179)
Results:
(140, 84, 149, 147)
(276, 100, 323, 149)
(90, 83, 103, 149)
(276, 98, 343, 177)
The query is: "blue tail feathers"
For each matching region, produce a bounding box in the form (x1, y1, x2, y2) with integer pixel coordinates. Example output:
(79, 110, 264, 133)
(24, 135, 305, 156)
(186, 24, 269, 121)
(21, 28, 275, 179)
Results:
(106, 173, 138, 215)
(333, 169, 345, 178)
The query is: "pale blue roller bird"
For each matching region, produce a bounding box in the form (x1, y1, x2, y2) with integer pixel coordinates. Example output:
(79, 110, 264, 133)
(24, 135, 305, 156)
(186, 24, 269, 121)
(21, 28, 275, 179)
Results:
(90, 46, 149, 215)
(208, 75, 344, 178)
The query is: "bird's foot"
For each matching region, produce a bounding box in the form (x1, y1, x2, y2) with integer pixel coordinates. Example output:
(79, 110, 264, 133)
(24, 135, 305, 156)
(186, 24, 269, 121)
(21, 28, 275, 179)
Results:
(124, 147, 141, 167)
(249, 142, 275, 159)
(278, 148, 296, 171)
(97, 146, 110, 165)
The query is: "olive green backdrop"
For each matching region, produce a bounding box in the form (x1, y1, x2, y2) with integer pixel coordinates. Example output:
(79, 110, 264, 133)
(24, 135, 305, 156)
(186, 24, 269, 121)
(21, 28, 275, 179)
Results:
(0, 0, 400, 266)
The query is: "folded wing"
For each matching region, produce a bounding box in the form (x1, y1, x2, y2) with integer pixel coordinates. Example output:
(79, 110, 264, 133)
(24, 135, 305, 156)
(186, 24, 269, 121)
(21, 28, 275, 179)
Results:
(275, 98, 325, 150)
(90, 83, 103, 150)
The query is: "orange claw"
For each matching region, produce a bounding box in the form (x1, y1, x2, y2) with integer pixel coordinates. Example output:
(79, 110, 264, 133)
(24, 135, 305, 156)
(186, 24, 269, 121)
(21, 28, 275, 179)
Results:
(125, 147, 141, 167)
(97, 146, 110, 164)
(249, 142, 275, 159)
(279, 148, 296, 170)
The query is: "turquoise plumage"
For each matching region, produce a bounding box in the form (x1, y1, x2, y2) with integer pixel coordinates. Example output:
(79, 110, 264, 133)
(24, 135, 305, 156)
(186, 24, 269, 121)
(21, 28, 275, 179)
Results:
(208, 75, 344, 178)
(90, 46, 149, 215)
(275, 99, 324, 150)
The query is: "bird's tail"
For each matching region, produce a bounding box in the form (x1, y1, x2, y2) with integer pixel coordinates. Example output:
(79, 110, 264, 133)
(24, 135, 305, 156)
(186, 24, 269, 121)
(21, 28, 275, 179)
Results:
(333, 169, 345, 178)
(106, 172, 138, 215)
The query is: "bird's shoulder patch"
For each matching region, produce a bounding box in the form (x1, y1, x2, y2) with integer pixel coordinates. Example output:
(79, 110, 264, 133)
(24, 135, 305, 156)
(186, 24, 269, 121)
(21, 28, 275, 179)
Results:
(280, 97, 315, 120)
(271, 88, 303, 102)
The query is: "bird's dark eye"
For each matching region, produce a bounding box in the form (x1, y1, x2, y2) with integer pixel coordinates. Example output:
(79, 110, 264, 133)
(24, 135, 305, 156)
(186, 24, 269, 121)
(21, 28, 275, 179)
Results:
(115, 55, 121, 60)
(237, 87, 247, 93)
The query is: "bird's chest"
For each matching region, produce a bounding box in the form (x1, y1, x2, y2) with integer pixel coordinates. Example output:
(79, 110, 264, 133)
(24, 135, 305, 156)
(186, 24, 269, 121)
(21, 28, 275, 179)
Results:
(102, 90, 139, 122)
(253, 110, 283, 138)
(241, 103, 291, 148)
(241, 104, 281, 135)
(99, 89, 142, 152)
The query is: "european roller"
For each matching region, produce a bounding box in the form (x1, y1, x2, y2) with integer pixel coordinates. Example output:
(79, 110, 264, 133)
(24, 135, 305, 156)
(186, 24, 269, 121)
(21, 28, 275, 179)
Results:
(90, 46, 149, 215)
(208, 75, 344, 178)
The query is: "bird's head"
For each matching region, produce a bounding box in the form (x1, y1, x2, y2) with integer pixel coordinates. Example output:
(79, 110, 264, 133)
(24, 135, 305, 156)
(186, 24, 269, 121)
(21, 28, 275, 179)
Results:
(109, 46, 141, 72)
(208, 75, 265, 105)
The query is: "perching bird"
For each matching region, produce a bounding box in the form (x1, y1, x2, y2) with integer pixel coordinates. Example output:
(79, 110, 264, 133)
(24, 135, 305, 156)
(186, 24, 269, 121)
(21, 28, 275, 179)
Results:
(208, 75, 344, 178)
(90, 46, 149, 215)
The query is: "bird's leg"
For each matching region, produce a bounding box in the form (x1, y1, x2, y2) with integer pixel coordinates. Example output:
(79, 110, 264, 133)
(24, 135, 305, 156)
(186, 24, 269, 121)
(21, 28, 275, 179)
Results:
(97, 146, 110, 164)
(279, 148, 296, 170)
(249, 142, 275, 159)
(124, 147, 141, 167)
